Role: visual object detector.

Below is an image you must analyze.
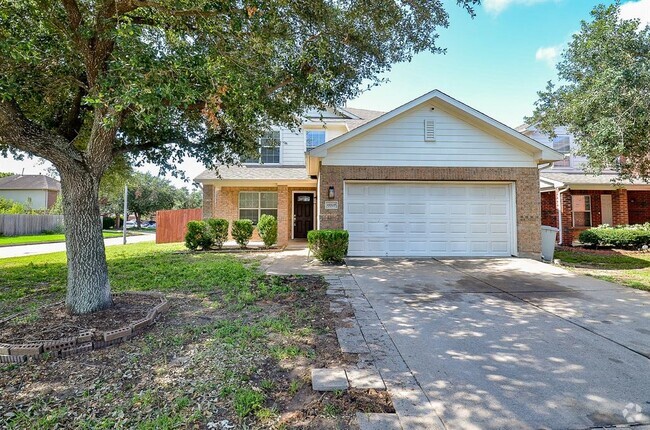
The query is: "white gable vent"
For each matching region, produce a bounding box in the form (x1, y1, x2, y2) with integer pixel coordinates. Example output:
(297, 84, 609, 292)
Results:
(424, 119, 435, 142)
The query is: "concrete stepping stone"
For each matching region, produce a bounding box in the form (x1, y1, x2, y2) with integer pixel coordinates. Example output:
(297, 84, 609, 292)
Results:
(356, 412, 402, 430)
(311, 368, 348, 391)
(336, 326, 369, 353)
(346, 368, 386, 390)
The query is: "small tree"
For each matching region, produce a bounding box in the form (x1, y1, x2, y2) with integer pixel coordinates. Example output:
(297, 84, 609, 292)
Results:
(257, 215, 278, 248)
(232, 220, 254, 249)
(207, 218, 229, 250)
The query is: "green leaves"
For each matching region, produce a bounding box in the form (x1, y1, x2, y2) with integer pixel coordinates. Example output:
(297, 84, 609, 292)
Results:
(1, 0, 479, 175)
(529, 3, 650, 181)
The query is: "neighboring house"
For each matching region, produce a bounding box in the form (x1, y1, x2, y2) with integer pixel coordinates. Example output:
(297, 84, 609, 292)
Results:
(195, 90, 562, 257)
(0, 174, 61, 210)
(518, 124, 650, 245)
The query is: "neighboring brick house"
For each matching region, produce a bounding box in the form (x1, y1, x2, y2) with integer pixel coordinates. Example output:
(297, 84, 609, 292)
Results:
(0, 174, 60, 210)
(518, 124, 650, 245)
(195, 90, 562, 258)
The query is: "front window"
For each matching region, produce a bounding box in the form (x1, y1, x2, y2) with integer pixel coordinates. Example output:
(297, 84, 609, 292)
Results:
(572, 195, 592, 227)
(239, 192, 278, 224)
(243, 131, 281, 164)
(552, 135, 571, 168)
(306, 130, 326, 150)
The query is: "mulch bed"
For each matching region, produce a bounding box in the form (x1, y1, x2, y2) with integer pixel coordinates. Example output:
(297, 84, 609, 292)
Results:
(556, 245, 649, 256)
(0, 275, 393, 429)
(1, 293, 160, 342)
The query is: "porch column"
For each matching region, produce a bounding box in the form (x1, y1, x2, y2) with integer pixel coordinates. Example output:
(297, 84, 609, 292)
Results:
(612, 188, 629, 226)
(202, 184, 214, 219)
(277, 185, 289, 247)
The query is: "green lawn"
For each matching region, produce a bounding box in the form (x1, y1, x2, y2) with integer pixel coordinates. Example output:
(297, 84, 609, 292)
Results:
(555, 248, 650, 291)
(0, 230, 125, 247)
(0, 243, 375, 428)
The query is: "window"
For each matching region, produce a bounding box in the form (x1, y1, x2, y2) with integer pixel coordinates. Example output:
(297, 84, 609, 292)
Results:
(572, 195, 592, 227)
(552, 135, 571, 168)
(243, 131, 281, 164)
(306, 130, 326, 150)
(239, 192, 277, 224)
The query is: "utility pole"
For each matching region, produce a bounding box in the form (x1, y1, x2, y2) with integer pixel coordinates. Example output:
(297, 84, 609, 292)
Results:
(123, 185, 128, 245)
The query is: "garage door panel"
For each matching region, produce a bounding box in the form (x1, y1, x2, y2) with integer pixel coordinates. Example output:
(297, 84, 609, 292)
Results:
(345, 182, 514, 257)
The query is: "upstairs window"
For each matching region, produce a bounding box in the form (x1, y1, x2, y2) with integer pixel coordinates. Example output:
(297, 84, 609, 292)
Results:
(572, 195, 592, 227)
(552, 135, 571, 168)
(243, 131, 281, 164)
(306, 130, 326, 150)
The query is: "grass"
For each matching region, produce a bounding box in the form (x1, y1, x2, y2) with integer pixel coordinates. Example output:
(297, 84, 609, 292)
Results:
(555, 248, 650, 291)
(0, 242, 359, 428)
(0, 230, 126, 247)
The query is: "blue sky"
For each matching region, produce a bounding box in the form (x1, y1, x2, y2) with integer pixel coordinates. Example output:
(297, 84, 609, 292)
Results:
(3, 0, 650, 186)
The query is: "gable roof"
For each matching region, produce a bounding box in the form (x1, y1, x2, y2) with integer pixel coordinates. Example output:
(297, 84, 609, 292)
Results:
(308, 89, 564, 163)
(0, 174, 61, 191)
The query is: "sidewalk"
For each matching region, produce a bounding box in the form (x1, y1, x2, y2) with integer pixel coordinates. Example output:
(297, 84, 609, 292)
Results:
(0, 233, 155, 259)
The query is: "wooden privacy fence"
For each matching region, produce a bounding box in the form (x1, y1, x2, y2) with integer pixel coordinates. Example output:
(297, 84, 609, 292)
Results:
(0, 214, 65, 236)
(156, 208, 202, 244)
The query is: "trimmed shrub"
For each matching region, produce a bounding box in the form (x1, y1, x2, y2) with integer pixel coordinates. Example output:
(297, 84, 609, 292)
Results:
(207, 218, 229, 249)
(307, 229, 349, 263)
(102, 216, 115, 230)
(257, 214, 278, 247)
(232, 219, 254, 248)
(185, 220, 213, 250)
(578, 224, 650, 249)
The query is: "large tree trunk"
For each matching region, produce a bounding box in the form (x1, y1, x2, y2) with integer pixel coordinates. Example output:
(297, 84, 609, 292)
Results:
(59, 167, 112, 314)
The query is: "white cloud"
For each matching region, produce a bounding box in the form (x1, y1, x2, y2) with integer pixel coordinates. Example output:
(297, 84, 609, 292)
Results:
(620, 0, 650, 28)
(483, 0, 555, 15)
(535, 44, 562, 67)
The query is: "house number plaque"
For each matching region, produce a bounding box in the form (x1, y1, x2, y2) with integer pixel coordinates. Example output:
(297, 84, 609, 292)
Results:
(324, 201, 339, 210)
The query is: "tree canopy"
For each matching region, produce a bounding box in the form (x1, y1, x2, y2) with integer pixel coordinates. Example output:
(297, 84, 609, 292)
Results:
(0, 0, 480, 314)
(528, 3, 650, 180)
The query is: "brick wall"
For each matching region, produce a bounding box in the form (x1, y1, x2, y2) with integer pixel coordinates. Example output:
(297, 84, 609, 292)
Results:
(318, 166, 541, 257)
(541, 191, 558, 228)
(627, 191, 650, 225)
(559, 190, 609, 245)
(202, 184, 214, 219)
(612, 188, 629, 226)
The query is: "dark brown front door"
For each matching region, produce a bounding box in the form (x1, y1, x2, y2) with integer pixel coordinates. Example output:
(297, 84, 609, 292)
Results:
(293, 193, 314, 239)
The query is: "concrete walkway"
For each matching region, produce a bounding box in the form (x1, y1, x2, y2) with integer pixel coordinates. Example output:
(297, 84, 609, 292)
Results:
(263, 253, 650, 429)
(0, 232, 155, 259)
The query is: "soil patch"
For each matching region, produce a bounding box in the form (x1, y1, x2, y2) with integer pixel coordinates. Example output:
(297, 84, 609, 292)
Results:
(1, 293, 160, 342)
(1, 274, 392, 429)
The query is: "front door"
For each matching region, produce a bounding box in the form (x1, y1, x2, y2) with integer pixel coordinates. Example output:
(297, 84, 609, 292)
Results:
(601, 194, 613, 226)
(293, 193, 314, 239)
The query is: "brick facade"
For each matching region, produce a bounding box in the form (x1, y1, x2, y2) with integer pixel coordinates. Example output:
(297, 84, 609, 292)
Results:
(318, 166, 542, 257)
(541, 191, 558, 228)
(559, 190, 610, 245)
(202, 184, 317, 246)
(628, 191, 650, 225)
(612, 188, 629, 226)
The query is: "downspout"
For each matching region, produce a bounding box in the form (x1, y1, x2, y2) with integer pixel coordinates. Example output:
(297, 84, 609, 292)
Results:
(557, 186, 570, 245)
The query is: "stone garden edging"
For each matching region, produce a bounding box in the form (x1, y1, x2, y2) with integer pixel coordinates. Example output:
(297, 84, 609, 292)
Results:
(0, 292, 169, 363)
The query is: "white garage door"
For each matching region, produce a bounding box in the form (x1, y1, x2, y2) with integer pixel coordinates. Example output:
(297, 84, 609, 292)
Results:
(345, 182, 515, 257)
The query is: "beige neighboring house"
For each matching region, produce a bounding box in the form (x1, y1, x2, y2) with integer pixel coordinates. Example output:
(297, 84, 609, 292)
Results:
(0, 174, 61, 210)
(195, 90, 563, 258)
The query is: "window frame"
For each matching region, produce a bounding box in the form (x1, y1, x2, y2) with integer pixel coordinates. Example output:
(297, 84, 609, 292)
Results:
(571, 195, 592, 228)
(238, 191, 278, 225)
(242, 131, 281, 164)
(305, 130, 326, 150)
(552, 135, 571, 168)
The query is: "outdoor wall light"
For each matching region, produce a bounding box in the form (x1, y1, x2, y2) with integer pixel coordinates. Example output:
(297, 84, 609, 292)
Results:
(328, 186, 335, 199)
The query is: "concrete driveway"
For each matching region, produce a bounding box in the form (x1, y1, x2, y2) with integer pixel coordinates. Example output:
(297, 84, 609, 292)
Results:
(347, 258, 650, 430)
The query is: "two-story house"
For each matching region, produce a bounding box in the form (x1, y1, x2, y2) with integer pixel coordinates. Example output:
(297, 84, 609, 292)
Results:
(195, 90, 562, 256)
(518, 124, 650, 246)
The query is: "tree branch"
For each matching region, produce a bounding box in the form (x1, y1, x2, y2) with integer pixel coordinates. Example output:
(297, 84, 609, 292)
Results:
(116, 0, 228, 17)
(0, 100, 85, 169)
